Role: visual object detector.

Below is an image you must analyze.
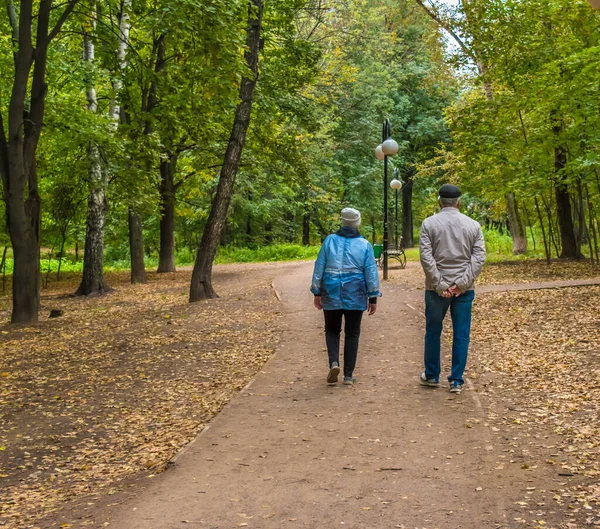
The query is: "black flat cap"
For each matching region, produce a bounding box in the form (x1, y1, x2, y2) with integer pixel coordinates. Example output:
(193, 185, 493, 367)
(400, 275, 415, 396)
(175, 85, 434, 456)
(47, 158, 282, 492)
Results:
(438, 184, 462, 198)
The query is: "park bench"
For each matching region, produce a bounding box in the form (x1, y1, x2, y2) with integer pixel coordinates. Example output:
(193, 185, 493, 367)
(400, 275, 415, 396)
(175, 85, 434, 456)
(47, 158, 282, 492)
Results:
(373, 239, 407, 269)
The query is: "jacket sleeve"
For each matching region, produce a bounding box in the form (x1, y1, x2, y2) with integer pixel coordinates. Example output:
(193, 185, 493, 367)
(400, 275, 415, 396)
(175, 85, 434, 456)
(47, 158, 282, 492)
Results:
(364, 243, 381, 298)
(310, 240, 328, 295)
(455, 225, 486, 292)
(419, 223, 449, 295)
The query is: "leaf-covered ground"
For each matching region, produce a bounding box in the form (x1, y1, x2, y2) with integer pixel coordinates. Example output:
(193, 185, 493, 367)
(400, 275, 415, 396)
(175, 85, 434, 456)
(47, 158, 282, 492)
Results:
(0, 268, 283, 529)
(2, 260, 600, 528)
(477, 260, 600, 285)
(471, 285, 600, 527)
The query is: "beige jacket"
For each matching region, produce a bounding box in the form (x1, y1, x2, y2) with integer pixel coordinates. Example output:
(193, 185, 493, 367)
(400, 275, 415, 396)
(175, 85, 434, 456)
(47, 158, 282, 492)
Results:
(419, 207, 486, 294)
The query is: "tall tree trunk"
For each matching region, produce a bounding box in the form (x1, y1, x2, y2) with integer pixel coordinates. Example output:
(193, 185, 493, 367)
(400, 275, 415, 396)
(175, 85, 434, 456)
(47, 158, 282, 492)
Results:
(78, 1, 131, 292)
(554, 156, 578, 258)
(285, 211, 294, 243)
(265, 220, 273, 244)
(401, 176, 414, 248)
(77, 18, 109, 295)
(586, 185, 599, 264)
(157, 154, 178, 273)
(0, 0, 76, 322)
(109, 0, 131, 126)
(505, 192, 527, 254)
(246, 215, 253, 245)
(541, 192, 560, 257)
(575, 178, 585, 257)
(302, 213, 310, 245)
(189, 0, 264, 301)
(534, 196, 550, 263)
(77, 150, 108, 295)
(8, 214, 40, 322)
(552, 116, 579, 258)
(128, 207, 146, 284)
(524, 206, 536, 251)
(57, 226, 68, 281)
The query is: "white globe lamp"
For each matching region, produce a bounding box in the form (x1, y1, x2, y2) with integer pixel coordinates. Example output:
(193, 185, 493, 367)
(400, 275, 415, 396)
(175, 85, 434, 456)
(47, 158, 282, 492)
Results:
(382, 138, 399, 156)
(375, 144, 385, 160)
(390, 178, 402, 190)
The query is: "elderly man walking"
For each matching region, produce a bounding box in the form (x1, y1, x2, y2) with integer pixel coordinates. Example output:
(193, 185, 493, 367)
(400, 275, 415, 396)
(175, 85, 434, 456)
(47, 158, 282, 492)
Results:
(419, 184, 486, 393)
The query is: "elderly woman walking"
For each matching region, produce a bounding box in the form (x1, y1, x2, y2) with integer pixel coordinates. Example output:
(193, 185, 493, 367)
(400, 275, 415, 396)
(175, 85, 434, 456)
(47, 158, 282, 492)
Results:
(310, 208, 380, 386)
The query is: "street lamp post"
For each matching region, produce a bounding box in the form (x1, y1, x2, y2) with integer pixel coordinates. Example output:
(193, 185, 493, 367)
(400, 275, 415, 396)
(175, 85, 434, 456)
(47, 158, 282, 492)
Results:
(390, 170, 402, 248)
(375, 119, 399, 280)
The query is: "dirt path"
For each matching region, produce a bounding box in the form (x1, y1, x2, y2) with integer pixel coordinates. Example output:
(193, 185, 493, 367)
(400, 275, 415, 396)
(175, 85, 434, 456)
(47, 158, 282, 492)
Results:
(86, 261, 596, 529)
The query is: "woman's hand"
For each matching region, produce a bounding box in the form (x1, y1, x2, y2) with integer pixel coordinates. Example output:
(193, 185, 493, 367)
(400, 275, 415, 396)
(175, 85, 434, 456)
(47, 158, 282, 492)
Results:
(314, 296, 323, 310)
(367, 303, 377, 315)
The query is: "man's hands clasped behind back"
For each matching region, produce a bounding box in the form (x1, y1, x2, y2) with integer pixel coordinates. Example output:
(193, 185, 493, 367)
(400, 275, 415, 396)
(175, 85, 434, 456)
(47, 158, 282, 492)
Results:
(441, 284, 463, 298)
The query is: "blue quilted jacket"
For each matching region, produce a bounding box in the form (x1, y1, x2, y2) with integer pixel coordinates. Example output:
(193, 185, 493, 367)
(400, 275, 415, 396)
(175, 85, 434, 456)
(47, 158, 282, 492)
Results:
(310, 227, 381, 311)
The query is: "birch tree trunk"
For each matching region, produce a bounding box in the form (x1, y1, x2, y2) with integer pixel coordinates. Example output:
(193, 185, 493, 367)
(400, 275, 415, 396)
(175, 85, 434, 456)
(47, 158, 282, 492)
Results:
(189, 0, 264, 301)
(116, 3, 145, 284)
(77, 1, 132, 294)
(109, 0, 131, 126)
(77, 15, 109, 295)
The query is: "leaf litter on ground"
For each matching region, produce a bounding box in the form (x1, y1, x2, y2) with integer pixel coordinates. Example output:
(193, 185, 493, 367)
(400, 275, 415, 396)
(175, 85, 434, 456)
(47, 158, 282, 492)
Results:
(0, 267, 283, 528)
(1, 260, 600, 528)
(470, 284, 600, 528)
(477, 259, 600, 286)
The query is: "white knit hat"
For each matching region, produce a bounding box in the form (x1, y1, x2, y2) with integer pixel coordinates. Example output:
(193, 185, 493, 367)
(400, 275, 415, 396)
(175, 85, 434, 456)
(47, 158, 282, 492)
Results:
(341, 207, 361, 228)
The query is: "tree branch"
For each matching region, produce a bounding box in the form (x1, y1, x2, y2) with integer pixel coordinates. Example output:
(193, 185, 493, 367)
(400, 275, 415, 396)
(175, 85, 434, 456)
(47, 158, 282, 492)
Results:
(414, 0, 476, 61)
(174, 143, 198, 155)
(174, 171, 196, 191)
(42, 0, 79, 47)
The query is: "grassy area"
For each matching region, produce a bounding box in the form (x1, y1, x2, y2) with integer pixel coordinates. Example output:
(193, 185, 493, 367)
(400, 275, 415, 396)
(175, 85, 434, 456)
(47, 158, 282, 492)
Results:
(0, 229, 594, 279)
(0, 244, 321, 278)
(215, 244, 320, 264)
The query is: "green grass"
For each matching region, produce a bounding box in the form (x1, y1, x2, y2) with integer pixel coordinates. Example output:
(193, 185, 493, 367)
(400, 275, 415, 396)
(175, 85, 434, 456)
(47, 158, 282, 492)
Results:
(0, 228, 573, 279)
(0, 244, 321, 277)
(215, 243, 320, 264)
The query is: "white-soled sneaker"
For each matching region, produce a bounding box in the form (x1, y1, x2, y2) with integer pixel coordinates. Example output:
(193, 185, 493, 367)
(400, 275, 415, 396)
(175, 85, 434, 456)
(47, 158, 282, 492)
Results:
(327, 362, 340, 385)
(449, 382, 463, 394)
(419, 372, 440, 388)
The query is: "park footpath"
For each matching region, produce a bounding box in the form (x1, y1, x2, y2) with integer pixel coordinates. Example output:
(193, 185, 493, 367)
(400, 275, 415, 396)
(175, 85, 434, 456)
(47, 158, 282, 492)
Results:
(99, 262, 583, 529)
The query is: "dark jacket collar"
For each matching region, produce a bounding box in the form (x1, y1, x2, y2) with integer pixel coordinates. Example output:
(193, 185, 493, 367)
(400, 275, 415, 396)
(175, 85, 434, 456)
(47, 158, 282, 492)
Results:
(336, 226, 362, 238)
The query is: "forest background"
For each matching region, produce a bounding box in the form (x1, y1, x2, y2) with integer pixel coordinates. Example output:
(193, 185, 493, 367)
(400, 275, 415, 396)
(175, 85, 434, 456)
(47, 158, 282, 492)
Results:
(1, 0, 600, 323)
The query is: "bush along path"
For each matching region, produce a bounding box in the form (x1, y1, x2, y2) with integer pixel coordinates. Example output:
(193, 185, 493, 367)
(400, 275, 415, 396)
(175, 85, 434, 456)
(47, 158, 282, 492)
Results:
(84, 261, 599, 529)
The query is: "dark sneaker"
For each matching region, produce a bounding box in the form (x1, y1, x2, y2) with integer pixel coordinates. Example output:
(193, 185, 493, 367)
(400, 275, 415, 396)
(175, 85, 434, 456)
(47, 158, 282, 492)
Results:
(419, 372, 440, 388)
(343, 376, 357, 386)
(327, 362, 340, 384)
(449, 381, 463, 394)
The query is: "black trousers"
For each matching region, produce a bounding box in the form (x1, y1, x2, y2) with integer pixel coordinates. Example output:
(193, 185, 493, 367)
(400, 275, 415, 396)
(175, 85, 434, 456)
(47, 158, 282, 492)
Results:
(323, 309, 363, 378)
